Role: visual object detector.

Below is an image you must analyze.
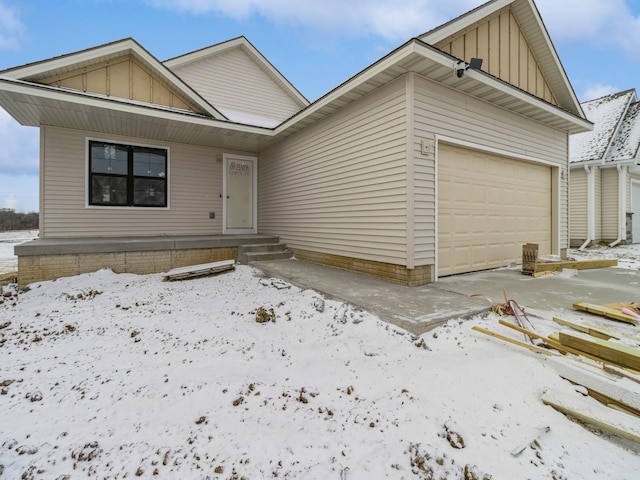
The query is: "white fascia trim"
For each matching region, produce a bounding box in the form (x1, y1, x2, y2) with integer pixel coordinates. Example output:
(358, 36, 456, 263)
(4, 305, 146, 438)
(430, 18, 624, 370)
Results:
(3, 39, 226, 121)
(1, 40, 139, 79)
(0, 78, 273, 136)
(275, 42, 419, 134)
(571, 159, 639, 170)
(163, 37, 245, 68)
(421, 0, 512, 44)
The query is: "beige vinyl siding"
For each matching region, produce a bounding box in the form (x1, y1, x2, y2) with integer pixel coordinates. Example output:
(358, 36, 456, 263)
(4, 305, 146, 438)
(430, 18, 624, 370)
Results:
(413, 74, 569, 264)
(569, 167, 587, 240)
(594, 170, 602, 241)
(39, 125, 242, 238)
(627, 171, 640, 209)
(258, 77, 408, 265)
(171, 48, 301, 123)
(601, 168, 618, 240)
(435, 7, 558, 105)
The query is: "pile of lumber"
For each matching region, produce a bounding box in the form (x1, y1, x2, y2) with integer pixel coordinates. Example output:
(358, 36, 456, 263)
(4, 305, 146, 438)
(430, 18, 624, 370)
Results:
(473, 298, 640, 443)
(163, 259, 235, 281)
(521, 243, 617, 276)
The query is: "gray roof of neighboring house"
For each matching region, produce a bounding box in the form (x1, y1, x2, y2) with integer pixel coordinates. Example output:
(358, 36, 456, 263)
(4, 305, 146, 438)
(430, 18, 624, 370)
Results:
(570, 89, 637, 163)
(609, 101, 640, 161)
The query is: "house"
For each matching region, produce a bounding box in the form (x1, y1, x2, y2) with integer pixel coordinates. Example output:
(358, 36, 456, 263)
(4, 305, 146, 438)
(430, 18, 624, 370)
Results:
(0, 0, 591, 287)
(569, 89, 640, 247)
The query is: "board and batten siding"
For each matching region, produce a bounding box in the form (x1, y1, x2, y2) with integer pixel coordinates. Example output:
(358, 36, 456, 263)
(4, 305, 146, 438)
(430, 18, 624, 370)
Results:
(434, 7, 558, 106)
(258, 77, 409, 266)
(41, 56, 197, 112)
(569, 167, 587, 240)
(40, 125, 235, 238)
(170, 48, 301, 123)
(412, 74, 570, 263)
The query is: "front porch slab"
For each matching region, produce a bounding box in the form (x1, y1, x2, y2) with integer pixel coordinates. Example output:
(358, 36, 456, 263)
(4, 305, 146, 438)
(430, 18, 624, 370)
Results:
(15, 234, 278, 287)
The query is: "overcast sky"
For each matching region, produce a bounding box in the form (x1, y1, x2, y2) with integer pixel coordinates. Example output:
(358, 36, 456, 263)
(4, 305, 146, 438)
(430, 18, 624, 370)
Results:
(1, 0, 640, 213)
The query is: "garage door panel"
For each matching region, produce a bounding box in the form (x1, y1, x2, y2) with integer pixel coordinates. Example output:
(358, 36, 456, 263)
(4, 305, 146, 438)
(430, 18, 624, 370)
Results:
(438, 143, 551, 276)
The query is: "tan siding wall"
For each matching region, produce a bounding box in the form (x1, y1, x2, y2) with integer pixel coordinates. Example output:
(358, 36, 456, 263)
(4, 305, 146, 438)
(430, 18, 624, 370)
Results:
(258, 77, 408, 265)
(627, 170, 640, 210)
(40, 125, 242, 238)
(435, 8, 558, 105)
(569, 168, 587, 240)
(42, 56, 195, 111)
(594, 170, 602, 241)
(171, 48, 301, 123)
(413, 74, 569, 263)
(601, 168, 618, 240)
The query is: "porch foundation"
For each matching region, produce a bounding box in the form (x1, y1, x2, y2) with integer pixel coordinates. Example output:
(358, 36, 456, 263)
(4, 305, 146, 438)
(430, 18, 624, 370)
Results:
(292, 249, 433, 286)
(15, 235, 278, 287)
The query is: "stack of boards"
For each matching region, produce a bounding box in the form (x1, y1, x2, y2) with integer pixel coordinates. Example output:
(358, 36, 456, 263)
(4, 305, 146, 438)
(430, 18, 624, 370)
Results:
(163, 260, 236, 281)
(474, 300, 640, 444)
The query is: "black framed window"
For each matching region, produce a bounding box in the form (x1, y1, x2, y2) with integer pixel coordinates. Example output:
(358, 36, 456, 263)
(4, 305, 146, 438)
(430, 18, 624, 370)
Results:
(89, 141, 167, 207)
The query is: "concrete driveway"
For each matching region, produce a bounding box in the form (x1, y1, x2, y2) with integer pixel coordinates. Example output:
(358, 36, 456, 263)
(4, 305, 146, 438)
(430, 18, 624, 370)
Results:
(253, 259, 640, 335)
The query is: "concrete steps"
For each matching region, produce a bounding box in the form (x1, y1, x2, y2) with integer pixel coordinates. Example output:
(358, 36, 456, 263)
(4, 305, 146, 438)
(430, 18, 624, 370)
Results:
(237, 242, 292, 264)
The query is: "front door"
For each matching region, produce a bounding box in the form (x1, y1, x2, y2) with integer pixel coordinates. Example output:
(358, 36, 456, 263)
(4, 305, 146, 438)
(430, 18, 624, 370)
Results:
(223, 154, 257, 234)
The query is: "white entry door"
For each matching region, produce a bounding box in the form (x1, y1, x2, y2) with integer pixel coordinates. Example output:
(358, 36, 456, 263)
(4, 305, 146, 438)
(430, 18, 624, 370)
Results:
(223, 154, 257, 234)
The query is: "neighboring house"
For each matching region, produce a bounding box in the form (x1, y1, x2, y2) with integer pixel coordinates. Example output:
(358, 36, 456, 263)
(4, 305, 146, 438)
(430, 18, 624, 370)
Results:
(570, 89, 640, 247)
(0, 0, 591, 287)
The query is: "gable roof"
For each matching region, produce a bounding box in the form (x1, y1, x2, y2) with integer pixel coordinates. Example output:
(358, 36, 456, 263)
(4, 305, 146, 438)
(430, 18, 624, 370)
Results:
(420, 0, 583, 118)
(0, 38, 226, 121)
(570, 89, 637, 164)
(275, 36, 592, 143)
(164, 36, 309, 110)
(0, 0, 592, 153)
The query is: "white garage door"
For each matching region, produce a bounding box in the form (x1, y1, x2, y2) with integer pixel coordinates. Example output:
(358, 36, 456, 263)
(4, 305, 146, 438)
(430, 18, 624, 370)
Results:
(438, 143, 552, 277)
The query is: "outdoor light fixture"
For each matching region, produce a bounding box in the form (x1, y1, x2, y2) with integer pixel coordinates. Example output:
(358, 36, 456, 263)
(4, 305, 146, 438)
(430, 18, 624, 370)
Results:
(454, 57, 483, 78)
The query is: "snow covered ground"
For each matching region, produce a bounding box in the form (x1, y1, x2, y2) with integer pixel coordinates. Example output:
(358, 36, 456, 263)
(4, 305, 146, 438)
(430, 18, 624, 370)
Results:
(0, 230, 38, 274)
(1, 234, 639, 479)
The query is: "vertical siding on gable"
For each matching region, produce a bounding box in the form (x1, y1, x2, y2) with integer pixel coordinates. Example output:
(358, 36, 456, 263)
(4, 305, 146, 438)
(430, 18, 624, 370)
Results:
(569, 168, 587, 239)
(435, 8, 558, 105)
(412, 74, 569, 264)
(40, 125, 237, 238)
(601, 168, 618, 240)
(171, 48, 302, 123)
(42, 57, 197, 112)
(258, 78, 409, 265)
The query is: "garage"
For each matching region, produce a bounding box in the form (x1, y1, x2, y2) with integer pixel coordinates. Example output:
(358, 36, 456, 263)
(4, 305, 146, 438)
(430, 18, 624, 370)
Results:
(438, 143, 552, 277)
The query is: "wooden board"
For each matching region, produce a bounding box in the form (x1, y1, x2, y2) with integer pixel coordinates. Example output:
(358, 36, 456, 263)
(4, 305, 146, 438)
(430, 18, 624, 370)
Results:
(163, 260, 235, 281)
(534, 259, 617, 272)
(471, 326, 554, 356)
(546, 357, 640, 414)
(572, 302, 639, 326)
(557, 330, 640, 372)
(552, 317, 620, 341)
(542, 388, 640, 443)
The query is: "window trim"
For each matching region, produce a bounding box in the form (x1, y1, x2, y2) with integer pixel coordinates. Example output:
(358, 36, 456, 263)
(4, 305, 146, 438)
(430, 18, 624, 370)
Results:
(86, 137, 170, 209)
